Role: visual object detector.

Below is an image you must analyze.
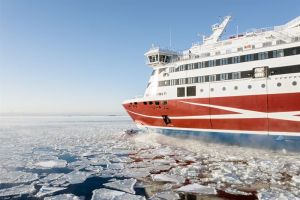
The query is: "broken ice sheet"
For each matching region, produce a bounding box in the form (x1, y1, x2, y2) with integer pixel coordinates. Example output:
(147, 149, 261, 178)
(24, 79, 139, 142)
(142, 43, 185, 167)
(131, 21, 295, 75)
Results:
(91, 188, 125, 200)
(35, 186, 66, 198)
(64, 170, 92, 184)
(257, 187, 300, 200)
(0, 183, 36, 197)
(150, 191, 180, 200)
(44, 193, 81, 200)
(40, 173, 65, 183)
(104, 178, 137, 194)
(122, 168, 150, 178)
(114, 193, 146, 200)
(151, 174, 185, 184)
(0, 171, 38, 184)
(35, 160, 67, 168)
(176, 183, 217, 195)
(107, 163, 124, 170)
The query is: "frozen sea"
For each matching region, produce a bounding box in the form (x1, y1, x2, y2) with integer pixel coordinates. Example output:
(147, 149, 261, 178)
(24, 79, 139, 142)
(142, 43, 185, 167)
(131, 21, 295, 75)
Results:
(0, 116, 300, 200)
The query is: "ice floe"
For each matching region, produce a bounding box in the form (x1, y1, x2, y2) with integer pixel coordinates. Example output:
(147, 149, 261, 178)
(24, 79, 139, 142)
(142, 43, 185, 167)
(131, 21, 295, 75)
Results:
(151, 174, 185, 184)
(44, 193, 81, 200)
(0, 171, 38, 184)
(0, 183, 36, 197)
(104, 178, 137, 194)
(35, 160, 67, 168)
(35, 186, 67, 198)
(176, 183, 217, 195)
(91, 188, 125, 200)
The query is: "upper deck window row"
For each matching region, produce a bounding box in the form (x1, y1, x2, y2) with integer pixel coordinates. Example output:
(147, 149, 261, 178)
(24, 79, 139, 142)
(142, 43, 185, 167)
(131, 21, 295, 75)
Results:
(169, 46, 300, 73)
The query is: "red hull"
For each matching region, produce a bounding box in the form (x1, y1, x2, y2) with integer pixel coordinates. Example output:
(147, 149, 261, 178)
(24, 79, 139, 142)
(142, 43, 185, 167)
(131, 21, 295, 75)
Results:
(123, 93, 300, 135)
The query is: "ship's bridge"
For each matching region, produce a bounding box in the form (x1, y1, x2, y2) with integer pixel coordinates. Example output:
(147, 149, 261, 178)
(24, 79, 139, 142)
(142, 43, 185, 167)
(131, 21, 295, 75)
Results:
(144, 47, 178, 67)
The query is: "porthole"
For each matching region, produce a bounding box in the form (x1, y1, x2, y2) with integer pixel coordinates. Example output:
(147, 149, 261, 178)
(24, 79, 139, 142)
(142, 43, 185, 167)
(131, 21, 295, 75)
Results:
(222, 87, 226, 91)
(200, 89, 204, 92)
(155, 101, 160, 105)
(261, 84, 266, 88)
(234, 86, 238, 90)
(149, 101, 153, 105)
(248, 85, 252, 89)
(277, 82, 282, 87)
(162, 101, 168, 105)
(134, 102, 138, 105)
(143, 102, 147, 105)
(210, 88, 214, 92)
(292, 81, 297, 86)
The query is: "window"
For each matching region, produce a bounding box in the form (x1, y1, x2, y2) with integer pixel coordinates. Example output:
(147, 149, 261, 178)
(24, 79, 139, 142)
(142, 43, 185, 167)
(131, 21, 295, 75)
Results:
(179, 78, 186, 85)
(263, 42, 272, 47)
(209, 75, 217, 82)
(273, 50, 284, 58)
(143, 102, 147, 105)
(221, 58, 228, 65)
(162, 101, 168, 105)
(277, 82, 282, 87)
(177, 87, 185, 97)
(193, 77, 199, 83)
(187, 86, 196, 96)
(193, 63, 199, 69)
(248, 85, 252, 89)
(220, 73, 229, 80)
(198, 76, 205, 83)
(234, 86, 238, 90)
(149, 101, 153, 105)
(232, 72, 241, 79)
(292, 81, 297, 86)
(245, 54, 254, 61)
(232, 56, 240, 64)
(261, 84, 266, 88)
(258, 52, 268, 60)
(222, 87, 226, 91)
(155, 101, 160, 105)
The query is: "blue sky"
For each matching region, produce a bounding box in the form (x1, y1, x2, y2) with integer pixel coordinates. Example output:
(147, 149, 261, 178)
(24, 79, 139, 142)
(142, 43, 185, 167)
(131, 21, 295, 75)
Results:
(0, 0, 299, 115)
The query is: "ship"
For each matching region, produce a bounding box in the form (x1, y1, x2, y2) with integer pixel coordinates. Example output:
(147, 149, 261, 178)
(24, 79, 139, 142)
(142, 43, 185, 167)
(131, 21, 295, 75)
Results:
(123, 16, 300, 147)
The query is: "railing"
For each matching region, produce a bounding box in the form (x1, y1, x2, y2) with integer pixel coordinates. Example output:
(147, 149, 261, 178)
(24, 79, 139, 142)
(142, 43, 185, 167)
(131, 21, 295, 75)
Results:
(169, 32, 300, 64)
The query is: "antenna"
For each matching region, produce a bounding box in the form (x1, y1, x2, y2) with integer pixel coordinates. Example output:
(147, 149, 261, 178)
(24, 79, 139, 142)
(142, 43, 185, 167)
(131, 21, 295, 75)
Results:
(169, 26, 172, 48)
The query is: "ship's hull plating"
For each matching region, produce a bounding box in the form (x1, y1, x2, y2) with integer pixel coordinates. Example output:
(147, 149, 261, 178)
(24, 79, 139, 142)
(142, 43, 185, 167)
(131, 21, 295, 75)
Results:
(123, 92, 300, 142)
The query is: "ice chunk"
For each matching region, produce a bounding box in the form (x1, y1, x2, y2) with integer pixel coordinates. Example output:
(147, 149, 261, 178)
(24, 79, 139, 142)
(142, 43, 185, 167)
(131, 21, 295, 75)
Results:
(0, 184, 36, 197)
(0, 171, 38, 184)
(35, 160, 67, 168)
(40, 173, 64, 183)
(257, 187, 300, 200)
(35, 186, 66, 198)
(151, 174, 185, 184)
(107, 163, 124, 170)
(44, 194, 81, 200)
(122, 168, 150, 178)
(150, 191, 180, 200)
(176, 183, 217, 195)
(65, 171, 92, 184)
(115, 193, 146, 200)
(104, 178, 137, 194)
(91, 188, 125, 200)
